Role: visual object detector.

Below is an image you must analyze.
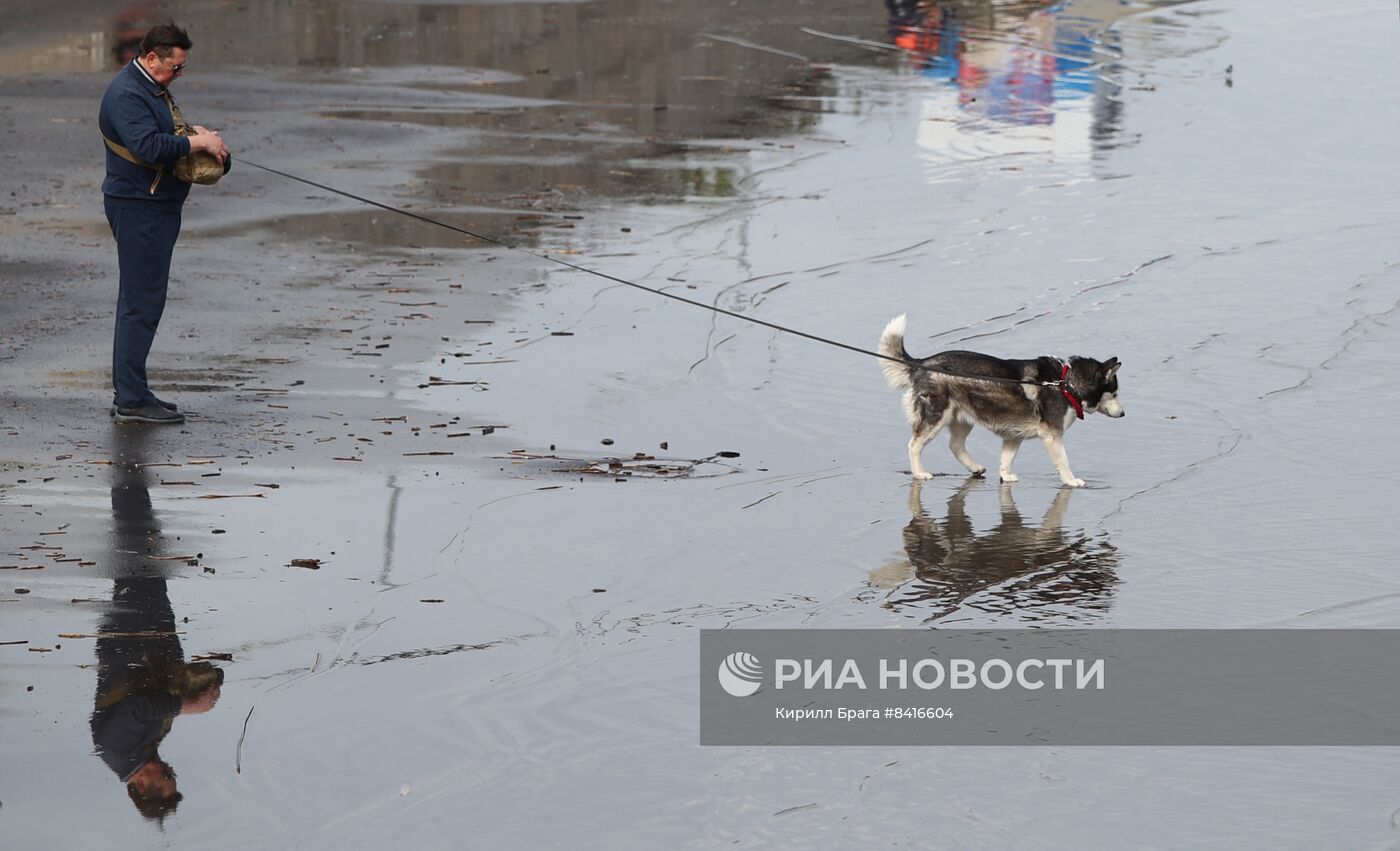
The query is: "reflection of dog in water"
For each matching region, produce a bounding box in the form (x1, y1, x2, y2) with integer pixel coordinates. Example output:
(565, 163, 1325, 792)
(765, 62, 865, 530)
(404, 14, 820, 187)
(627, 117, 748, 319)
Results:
(870, 480, 1118, 623)
(879, 315, 1124, 486)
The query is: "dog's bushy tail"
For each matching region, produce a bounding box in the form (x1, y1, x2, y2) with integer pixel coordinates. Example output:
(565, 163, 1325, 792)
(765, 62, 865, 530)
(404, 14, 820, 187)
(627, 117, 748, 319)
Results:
(879, 314, 914, 389)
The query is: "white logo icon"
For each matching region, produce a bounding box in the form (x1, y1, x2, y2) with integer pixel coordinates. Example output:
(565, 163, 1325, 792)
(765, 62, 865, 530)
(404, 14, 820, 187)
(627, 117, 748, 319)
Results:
(718, 651, 763, 697)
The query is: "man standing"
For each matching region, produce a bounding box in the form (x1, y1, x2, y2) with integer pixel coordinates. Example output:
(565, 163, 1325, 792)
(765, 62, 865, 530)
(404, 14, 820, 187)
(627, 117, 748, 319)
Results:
(99, 23, 228, 424)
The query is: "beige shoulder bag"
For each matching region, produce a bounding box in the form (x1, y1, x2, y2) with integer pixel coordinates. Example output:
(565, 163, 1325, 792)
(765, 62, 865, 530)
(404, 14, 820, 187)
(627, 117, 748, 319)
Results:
(100, 91, 230, 190)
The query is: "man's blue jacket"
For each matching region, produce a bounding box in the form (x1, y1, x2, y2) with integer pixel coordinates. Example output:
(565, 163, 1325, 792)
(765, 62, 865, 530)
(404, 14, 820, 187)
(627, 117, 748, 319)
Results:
(98, 60, 192, 205)
(91, 691, 181, 781)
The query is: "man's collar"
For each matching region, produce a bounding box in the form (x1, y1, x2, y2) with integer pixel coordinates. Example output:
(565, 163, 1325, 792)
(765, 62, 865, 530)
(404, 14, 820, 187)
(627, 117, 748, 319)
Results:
(129, 57, 164, 94)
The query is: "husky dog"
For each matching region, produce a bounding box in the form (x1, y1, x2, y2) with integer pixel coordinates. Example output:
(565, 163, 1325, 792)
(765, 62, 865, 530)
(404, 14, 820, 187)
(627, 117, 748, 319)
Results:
(879, 315, 1124, 486)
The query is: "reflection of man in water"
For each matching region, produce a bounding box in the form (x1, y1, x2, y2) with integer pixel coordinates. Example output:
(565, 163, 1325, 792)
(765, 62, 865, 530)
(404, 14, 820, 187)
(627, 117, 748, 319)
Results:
(90, 427, 222, 822)
(870, 479, 1117, 623)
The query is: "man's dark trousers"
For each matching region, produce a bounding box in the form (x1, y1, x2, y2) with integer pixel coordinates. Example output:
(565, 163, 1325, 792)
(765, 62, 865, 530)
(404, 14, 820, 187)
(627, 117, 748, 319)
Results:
(105, 200, 182, 408)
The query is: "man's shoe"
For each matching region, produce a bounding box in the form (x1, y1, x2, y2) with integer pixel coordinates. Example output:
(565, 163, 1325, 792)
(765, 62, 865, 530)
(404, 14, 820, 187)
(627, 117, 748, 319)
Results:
(111, 398, 179, 416)
(113, 404, 185, 425)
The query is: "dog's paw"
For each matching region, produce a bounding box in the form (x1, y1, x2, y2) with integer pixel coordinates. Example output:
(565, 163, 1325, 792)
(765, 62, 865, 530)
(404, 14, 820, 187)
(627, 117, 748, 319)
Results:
(912, 471, 934, 481)
(999, 472, 1019, 483)
(1062, 477, 1086, 488)
(967, 465, 987, 477)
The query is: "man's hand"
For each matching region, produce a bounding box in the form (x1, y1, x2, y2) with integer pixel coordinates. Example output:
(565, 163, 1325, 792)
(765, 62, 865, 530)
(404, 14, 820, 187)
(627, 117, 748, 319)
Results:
(189, 129, 229, 163)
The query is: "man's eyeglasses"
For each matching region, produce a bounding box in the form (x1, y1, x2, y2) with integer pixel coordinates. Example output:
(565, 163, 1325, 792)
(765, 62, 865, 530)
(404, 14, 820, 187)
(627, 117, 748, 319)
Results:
(165, 58, 187, 74)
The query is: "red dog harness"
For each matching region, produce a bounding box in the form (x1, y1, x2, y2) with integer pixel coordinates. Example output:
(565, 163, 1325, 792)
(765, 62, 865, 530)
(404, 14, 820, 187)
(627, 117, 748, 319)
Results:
(1059, 362, 1085, 419)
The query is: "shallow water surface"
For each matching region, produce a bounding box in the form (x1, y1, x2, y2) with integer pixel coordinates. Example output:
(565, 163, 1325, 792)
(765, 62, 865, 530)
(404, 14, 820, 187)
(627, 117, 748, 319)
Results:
(2, 0, 1400, 847)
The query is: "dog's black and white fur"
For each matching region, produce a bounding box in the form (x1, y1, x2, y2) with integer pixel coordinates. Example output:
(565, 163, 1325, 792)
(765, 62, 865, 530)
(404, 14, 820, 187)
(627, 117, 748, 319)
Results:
(879, 315, 1124, 487)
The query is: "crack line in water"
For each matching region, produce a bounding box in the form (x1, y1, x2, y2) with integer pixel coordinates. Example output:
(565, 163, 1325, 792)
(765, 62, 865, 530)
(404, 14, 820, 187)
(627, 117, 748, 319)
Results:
(938, 253, 1172, 346)
(1103, 410, 1245, 522)
(1259, 296, 1400, 400)
(740, 236, 940, 285)
(1253, 591, 1400, 627)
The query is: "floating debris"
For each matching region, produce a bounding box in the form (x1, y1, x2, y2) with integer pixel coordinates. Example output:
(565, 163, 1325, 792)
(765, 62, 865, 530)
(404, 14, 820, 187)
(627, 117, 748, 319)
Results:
(419, 378, 485, 388)
(59, 630, 180, 639)
(236, 706, 255, 775)
(148, 555, 200, 565)
(447, 355, 515, 364)
(740, 492, 780, 510)
(289, 559, 322, 570)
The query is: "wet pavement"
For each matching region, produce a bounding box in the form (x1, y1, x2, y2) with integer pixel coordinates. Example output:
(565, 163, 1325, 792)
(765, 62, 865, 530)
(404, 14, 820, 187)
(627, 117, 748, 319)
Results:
(3, 0, 1400, 847)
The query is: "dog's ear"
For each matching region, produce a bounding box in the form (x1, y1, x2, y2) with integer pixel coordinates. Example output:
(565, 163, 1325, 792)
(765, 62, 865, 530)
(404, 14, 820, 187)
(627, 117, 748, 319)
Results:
(1102, 357, 1121, 379)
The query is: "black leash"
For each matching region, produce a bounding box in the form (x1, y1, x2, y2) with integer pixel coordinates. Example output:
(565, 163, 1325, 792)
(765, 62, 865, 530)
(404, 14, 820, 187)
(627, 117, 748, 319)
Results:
(235, 157, 1075, 391)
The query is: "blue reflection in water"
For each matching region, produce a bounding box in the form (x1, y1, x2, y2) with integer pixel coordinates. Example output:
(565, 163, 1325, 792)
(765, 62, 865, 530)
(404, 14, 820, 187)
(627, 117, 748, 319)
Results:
(887, 1, 1118, 133)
